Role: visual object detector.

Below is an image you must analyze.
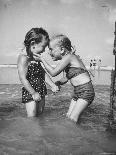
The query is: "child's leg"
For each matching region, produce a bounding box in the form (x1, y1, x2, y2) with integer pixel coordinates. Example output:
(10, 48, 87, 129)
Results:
(69, 98, 88, 123)
(25, 101, 36, 117)
(66, 99, 76, 117)
(36, 97, 45, 116)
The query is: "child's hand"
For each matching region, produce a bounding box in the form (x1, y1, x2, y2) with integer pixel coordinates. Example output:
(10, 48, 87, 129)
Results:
(51, 85, 60, 94)
(32, 92, 41, 101)
(55, 81, 61, 90)
(55, 81, 61, 86)
(33, 53, 42, 62)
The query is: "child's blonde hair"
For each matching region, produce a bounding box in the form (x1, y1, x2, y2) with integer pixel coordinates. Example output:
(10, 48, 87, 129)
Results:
(51, 34, 76, 56)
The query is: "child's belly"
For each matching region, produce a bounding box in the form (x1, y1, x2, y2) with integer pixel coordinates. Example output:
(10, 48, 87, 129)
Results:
(70, 72, 90, 86)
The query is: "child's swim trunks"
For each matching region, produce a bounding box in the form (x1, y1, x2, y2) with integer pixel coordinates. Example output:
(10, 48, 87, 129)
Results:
(72, 81, 95, 104)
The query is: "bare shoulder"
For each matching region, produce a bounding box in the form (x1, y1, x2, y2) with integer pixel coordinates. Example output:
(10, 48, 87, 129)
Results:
(17, 54, 29, 67)
(18, 53, 28, 60)
(70, 54, 84, 67)
(69, 54, 77, 61)
(72, 54, 82, 61)
(18, 54, 28, 63)
(72, 54, 79, 58)
(60, 54, 72, 65)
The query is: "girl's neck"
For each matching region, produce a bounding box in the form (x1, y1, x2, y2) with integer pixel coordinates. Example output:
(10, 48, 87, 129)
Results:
(27, 55, 34, 61)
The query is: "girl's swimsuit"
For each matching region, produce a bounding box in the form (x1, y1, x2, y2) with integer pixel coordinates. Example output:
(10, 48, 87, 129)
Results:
(72, 81, 95, 104)
(65, 66, 95, 104)
(65, 66, 89, 79)
(22, 61, 47, 103)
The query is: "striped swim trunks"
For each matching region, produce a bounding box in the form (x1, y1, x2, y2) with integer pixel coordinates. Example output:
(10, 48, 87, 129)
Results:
(72, 81, 95, 105)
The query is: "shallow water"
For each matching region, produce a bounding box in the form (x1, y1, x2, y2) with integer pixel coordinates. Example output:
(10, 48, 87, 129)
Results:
(0, 84, 116, 154)
(0, 66, 112, 85)
(0, 117, 116, 155)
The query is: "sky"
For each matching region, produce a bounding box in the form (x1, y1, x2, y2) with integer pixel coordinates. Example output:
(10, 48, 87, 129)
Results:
(0, 0, 116, 66)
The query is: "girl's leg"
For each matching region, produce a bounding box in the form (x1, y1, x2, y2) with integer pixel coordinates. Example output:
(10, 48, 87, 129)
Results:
(36, 97, 45, 116)
(69, 98, 88, 123)
(66, 99, 76, 118)
(25, 101, 36, 117)
(25, 97, 45, 117)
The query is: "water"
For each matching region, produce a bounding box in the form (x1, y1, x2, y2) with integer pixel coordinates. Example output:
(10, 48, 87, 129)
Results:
(0, 68, 115, 154)
(0, 66, 112, 85)
(0, 84, 116, 154)
(91, 69, 111, 85)
(0, 66, 64, 84)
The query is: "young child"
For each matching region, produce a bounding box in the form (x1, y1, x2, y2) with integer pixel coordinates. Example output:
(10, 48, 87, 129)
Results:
(33, 34, 95, 123)
(17, 27, 59, 117)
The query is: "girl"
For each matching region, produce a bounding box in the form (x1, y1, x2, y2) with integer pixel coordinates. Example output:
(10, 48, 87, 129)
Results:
(17, 28, 59, 117)
(34, 34, 95, 123)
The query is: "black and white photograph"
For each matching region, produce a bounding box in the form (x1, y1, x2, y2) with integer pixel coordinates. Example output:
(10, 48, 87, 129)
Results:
(0, 0, 116, 154)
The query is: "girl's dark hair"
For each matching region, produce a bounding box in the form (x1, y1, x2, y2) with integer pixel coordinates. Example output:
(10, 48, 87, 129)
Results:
(24, 27, 49, 57)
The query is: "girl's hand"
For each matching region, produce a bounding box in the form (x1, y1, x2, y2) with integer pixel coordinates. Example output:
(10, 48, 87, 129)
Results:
(32, 92, 41, 101)
(33, 53, 42, 62)
(55, 82, 61, 91)
(51, 85, 60, 93)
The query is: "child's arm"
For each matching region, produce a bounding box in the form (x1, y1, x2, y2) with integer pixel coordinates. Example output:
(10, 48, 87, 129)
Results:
(55, 76, 68, 86)
(34, 53, 71, 77)
(45, 73, 60, 92)
(17, 54, 40, 100)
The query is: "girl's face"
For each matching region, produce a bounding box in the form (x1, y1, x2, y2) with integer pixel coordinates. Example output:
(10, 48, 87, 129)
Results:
(49, 40, 62, 61)
(30, 37, 48, 55)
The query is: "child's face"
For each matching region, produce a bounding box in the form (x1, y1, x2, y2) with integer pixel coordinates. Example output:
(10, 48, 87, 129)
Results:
(30, 37, 48, 55)
(49, 40, 62, 61)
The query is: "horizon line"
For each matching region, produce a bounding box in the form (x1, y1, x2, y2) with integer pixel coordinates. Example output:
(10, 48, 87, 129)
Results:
(0, 64, 114, 71)
(0, 64, 114, 67)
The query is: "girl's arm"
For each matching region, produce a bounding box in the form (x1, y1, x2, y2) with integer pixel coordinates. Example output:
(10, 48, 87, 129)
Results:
(40, 54, 71, 77)
(45, 73, 59, 92)
(55, 76, 68, 86)
(17, 54, 36, 95)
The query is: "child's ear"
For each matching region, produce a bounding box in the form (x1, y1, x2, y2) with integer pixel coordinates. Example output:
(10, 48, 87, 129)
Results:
(61, 47, 65, 54)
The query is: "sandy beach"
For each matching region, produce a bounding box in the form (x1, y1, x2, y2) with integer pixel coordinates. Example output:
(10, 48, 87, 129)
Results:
(0, 84, 116, 155)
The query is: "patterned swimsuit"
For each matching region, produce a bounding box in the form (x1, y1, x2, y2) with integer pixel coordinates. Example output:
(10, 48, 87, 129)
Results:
(22, 61, 47, 103)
